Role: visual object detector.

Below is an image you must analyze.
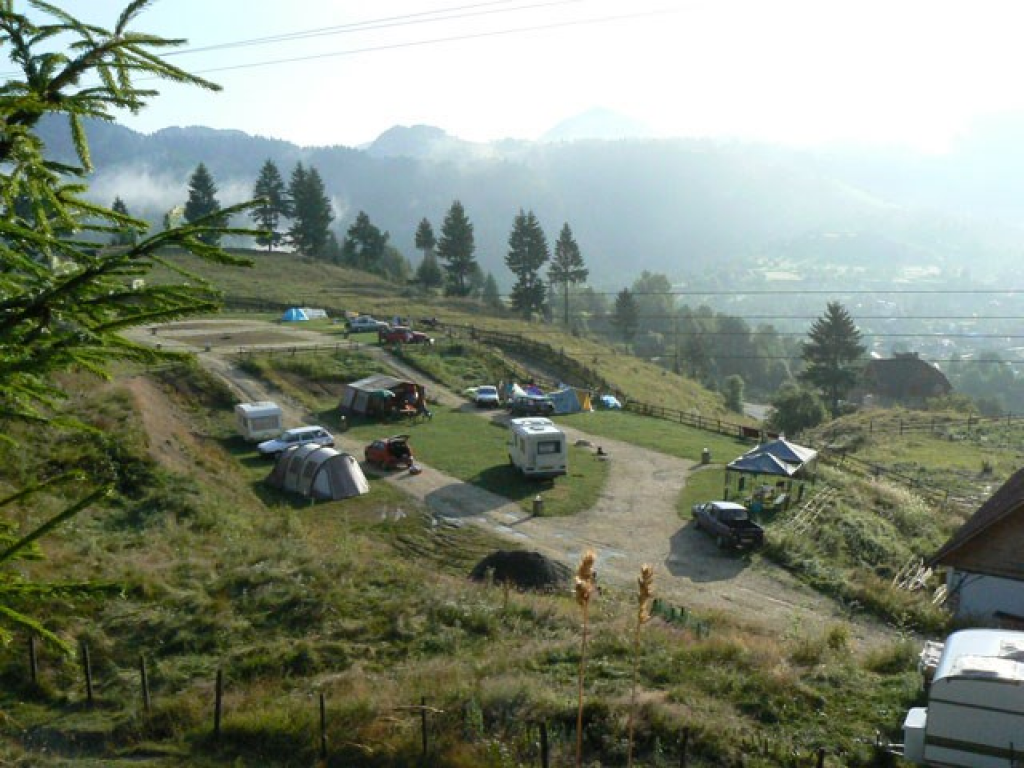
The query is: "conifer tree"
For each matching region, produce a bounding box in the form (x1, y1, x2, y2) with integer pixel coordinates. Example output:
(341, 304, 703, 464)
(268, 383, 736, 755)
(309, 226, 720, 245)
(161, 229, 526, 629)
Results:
(109, 196, 140, 246)
(436, 200, 478, 297)
(799, 301, 866, 418)
(250, 159, 289, 251)
(0, 0, 256, 649)
(341, 211, 388, 272)
(549, 222, 588, 327)
(505, 209, 549, 319)
(612, 288, 639, 343)
(183, 162, 225, 245)
(288, 163, 333, 257)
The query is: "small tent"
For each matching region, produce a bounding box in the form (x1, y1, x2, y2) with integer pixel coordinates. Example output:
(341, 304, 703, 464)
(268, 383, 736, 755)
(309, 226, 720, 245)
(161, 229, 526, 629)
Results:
(548, 386, 584, 415)
(339, 374, 420, 417)
(281, 307, 309, 322)
(266, 445, 369, 500)
(726, 452, 795, 477)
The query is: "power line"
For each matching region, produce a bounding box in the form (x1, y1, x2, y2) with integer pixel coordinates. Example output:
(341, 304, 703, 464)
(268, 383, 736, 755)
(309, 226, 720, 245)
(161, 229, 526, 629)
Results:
(178, 7, 677, 76)
(163, 0, 595, 56)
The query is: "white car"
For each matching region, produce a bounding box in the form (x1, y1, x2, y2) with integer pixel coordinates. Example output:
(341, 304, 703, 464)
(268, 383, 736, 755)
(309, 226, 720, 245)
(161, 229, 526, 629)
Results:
(474, 385, 501, 408)
(257, 426, 335, 458)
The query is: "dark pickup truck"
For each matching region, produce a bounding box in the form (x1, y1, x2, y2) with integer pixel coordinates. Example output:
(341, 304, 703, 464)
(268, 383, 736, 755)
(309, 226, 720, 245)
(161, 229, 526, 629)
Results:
(692, 501, 765, 550)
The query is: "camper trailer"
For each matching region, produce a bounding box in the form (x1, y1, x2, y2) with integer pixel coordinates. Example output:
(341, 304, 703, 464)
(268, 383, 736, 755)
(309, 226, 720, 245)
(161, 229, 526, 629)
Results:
(903, 628, 1024, 766)
(507, 417, 567, 479)
(235, 401, 283, 441)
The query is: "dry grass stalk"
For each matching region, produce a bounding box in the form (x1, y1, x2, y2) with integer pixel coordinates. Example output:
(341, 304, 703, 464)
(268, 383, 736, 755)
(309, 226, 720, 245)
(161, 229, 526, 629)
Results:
(574, 549, 597, 768)
(627, 564, 655, 767)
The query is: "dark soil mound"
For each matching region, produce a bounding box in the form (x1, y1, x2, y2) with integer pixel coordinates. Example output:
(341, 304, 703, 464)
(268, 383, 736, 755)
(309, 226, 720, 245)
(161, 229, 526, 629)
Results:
(469, 550, 572, 592)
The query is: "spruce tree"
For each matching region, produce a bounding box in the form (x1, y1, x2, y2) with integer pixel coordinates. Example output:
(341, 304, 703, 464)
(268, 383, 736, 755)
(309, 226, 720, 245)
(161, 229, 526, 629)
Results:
(109, 196, 140, 245)
(0, 0, 256, 649)
(505, 209, 549, 319)
(341, 211, 388, 272)
(251, 159, 289, 251)
(436, 200, 478, 297)
(549, 222, 588, 327)
(799, 301, 866, 418)
(612, 288, 639, 343)
(288, 163, 334, 257)
(414, 217, 441, 290)
(183, 162, 225, 245)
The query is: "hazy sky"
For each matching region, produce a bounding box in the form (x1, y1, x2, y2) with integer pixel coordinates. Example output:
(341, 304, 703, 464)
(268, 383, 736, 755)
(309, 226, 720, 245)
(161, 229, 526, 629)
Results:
(17, 0, 1024, 150)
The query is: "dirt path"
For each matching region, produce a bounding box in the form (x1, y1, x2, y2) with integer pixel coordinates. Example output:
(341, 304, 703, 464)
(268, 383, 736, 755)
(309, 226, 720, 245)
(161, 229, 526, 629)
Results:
(127, 319, 893, 646)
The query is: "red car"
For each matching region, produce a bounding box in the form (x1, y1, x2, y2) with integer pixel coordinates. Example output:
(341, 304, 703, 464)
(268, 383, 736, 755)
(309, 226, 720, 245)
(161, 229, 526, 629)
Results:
(364, 435, 414, 469)
(379, 326, 434, 345)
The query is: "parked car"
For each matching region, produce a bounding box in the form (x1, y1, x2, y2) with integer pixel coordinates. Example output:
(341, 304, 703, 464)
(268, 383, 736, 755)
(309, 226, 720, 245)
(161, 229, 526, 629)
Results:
(474, 385, 501, 408)
(692, 501, 765, 549)
(508, 394, 555, 416)
(379, 325, 434, 345)
(348, 315, 389, 333)
(364, 434, 414, 469)
(257, 425, 335, 458)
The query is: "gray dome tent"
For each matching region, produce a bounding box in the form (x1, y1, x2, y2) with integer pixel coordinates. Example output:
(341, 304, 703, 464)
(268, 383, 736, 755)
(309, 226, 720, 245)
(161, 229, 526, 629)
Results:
(266, 445, 369, 500)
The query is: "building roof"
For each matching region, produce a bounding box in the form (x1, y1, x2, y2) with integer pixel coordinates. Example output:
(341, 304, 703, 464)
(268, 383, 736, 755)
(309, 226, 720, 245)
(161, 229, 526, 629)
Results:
(862, 353, 952, 401)
(930, 467, 1024, 568)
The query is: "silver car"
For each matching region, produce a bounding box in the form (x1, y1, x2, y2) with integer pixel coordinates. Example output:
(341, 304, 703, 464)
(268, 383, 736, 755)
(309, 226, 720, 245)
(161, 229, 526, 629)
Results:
(257, 426, 334, 458)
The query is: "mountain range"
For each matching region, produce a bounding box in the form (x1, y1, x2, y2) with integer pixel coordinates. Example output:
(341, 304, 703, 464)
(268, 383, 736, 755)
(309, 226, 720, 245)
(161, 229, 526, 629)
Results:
(38, 111, 1024, 290)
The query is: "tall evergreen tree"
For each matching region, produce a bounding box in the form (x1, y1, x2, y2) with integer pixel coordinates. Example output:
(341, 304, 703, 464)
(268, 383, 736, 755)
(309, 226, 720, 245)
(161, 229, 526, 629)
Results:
(548, 222, 588, 327)
(183, 162, 225, 245)
(109, 196, 140, 245)
(505, 209, 549, 318)
(0, 0, 255, 649)
(415, 217, 436, 259)
(341, 211, 388, 272)
(250, 159, 289, 252)
(481, 272, 503, 310)
(799, 301, 866, 418)
(288, 163, 333, 257)
(436, 200, 478, 297)
(416, 251, 443, 291)
(612, 288, 639, 343)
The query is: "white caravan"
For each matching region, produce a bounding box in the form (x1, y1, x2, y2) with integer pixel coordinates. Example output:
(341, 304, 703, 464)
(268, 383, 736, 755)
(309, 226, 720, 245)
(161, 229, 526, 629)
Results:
(903, 628, 1024, 767)
(234, 401, 283, 441)
(507, 417, 567, 479)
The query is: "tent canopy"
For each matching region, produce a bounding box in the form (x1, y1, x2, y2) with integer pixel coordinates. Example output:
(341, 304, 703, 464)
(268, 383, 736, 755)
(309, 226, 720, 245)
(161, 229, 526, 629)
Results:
(281, 307, 309, 322)
(742, 438, 817, 467)
(726, 452, 795, 477)
(266, 446, 369, 500)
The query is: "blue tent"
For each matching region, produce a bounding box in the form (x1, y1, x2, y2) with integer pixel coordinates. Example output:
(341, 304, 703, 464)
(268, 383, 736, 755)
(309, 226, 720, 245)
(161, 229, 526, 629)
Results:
(281, 307, 309, 322)
(548, 386, 583, 414)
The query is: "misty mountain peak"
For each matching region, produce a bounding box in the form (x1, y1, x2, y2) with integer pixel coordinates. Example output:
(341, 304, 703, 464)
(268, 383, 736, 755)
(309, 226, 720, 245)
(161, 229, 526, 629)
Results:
(365, 124, 470, 159)
(541, 107, 654, 143)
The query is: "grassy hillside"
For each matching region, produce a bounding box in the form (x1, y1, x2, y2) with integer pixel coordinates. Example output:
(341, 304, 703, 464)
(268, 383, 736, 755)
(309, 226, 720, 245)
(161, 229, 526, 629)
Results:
(152, 249, 733, 417)
(0, 361, 924, 766)
(6, 257, 1019, 765)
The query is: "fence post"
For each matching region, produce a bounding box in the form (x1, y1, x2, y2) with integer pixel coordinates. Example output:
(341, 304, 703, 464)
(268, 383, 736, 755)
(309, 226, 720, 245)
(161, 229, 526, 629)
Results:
(319, 692, 328, 761)
(540, 721, 549, 768)
(140, 654, 151, 713)
(420, 695, 428, 757)
(81, 640, 94, 705)
(679, 726, 690, 767)
(28, 634, 38, 685)
(816, 746, 826, 767)
(213, 668, 223, 741)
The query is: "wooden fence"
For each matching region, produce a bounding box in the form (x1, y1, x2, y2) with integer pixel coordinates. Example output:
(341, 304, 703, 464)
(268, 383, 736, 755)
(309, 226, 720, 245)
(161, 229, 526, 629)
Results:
(12, 633, 878, 767)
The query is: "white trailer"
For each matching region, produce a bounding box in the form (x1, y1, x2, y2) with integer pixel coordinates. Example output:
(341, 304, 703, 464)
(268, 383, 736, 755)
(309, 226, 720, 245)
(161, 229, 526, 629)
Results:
(507, 417, 567, 479)
(903, 628, 1024, 766)
(235, 401, 283, 441)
